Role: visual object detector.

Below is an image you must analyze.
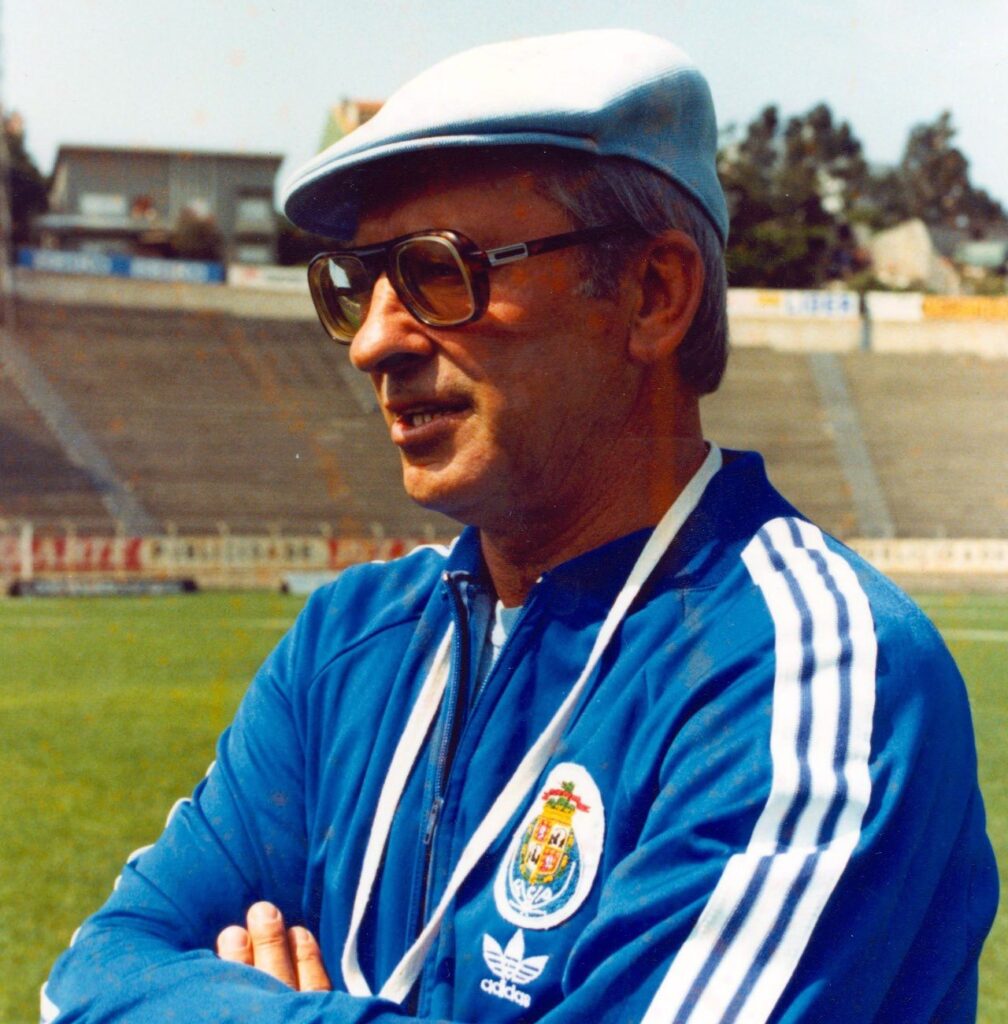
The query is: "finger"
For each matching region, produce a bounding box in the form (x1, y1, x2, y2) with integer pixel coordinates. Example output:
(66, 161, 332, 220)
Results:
(246, 901, 297, 988)
(216, 925, 253, 965)
(289, 926, 332, 992)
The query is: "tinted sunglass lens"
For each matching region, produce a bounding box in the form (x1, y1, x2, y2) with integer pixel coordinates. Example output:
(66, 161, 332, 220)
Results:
(395, 237, 475, 325)
(311, 256, 371, 342)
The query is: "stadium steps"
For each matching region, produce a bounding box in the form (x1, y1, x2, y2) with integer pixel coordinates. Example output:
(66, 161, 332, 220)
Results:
(841, 351, 1008, 538)
(0, 319, 159, 531)
(217, 315, 454, 536)
(13, 302, 452, 536)
(0, 359, 112, 527)
(807, 352, 894, 538)
(9, 302, 1005, 542)
(702, 348, 859, 538)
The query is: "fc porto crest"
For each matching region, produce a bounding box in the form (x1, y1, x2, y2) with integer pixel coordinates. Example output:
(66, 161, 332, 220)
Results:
(494, 763, 604, 929)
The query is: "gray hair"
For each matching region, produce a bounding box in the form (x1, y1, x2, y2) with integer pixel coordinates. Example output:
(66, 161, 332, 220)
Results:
(535, 155, 729, 395)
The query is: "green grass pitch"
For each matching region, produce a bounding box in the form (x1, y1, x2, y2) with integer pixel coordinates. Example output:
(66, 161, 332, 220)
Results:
(0, 589, 1004, 1022)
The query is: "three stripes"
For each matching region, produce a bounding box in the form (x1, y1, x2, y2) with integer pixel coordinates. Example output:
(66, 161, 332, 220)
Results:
(644, 517, 877, 1024)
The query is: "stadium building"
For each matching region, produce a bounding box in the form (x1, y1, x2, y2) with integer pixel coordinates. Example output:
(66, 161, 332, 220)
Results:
(34, 144, 283, 264)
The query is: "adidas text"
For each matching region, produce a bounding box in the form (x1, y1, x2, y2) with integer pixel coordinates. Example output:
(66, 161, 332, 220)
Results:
(480, 976, 531, 1008)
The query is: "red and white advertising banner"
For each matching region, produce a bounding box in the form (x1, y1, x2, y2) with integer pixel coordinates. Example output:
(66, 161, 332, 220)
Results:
(326, 537, 440, 569)
(0, 533, 143, 576)
(1, 533, 448, 576)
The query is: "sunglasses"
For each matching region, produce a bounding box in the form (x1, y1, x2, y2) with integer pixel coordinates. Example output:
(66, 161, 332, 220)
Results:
(306, 223, 633, 344)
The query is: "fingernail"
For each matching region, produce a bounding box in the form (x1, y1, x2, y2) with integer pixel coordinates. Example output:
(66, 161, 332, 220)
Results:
(292, 926, 314, 948)
(249, 901, 281, 926)
(218, 926, 248, 953)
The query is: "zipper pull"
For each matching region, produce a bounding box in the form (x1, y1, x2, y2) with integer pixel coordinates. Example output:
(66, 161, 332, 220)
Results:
(422, 797, 444, 846)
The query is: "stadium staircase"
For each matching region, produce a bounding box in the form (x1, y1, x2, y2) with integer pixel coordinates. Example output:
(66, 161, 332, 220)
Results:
(2, 300, 1006, 544)
(0, 356, 111, 525)
(701, 348, 860, 537)
(841, 351, 1008, 539)
(6, 302, 453, 536)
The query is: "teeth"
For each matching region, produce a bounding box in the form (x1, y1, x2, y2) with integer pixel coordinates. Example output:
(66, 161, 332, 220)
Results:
(407, 409, 448, 427)
(398, 403, 466, 428)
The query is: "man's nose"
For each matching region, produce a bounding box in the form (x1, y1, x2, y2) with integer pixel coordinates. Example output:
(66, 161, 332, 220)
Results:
(348, 276, 432, 375)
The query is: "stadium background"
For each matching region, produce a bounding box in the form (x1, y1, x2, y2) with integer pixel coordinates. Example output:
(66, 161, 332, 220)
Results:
(1, 268, 1006, 1021)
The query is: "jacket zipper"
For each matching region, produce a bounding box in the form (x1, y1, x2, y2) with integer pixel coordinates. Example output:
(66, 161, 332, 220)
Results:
(411, 575, 536, 1007)
(416, 575, 469, 925)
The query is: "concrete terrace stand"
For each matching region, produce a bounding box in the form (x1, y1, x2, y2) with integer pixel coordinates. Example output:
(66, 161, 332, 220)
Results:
(1, 271, 1005, 590)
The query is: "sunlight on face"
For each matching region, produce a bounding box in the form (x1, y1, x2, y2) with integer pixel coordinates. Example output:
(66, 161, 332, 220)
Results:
(349, 168, 641, 533)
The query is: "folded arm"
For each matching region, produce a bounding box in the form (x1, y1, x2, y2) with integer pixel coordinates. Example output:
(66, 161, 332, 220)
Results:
(43, 568, 995, 1023)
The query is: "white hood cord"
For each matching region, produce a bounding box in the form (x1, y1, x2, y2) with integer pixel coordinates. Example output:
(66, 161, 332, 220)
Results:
(342, 444, 723, 1001)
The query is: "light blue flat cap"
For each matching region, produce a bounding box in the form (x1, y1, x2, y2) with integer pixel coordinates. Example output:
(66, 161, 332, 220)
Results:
(282, 29, 728, 244)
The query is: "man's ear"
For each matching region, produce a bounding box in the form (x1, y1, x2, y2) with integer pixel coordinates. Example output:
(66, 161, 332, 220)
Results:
(626, 229, 704, 366)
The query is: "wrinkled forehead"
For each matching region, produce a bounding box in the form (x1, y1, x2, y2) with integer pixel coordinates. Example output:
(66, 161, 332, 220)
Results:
(348, 146, 585, 242)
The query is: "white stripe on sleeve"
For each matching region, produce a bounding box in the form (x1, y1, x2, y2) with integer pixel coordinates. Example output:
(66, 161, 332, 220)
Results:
(642, 517, 876, 1024)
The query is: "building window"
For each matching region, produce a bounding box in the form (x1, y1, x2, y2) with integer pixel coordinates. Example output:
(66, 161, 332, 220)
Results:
(184, 198, 213, 219)
(234, 243, 271, 264)
(79, 193, 127, 218)
(236, 194, 274, 228)
(79, 238, 132, 256)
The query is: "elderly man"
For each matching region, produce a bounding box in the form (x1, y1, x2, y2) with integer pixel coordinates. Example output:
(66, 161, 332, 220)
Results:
(45, 30, 995, 1024)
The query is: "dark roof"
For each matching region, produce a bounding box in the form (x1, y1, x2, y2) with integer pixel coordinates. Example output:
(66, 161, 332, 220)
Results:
(53, 143, 283, 166)
(35, 212, 169, 233)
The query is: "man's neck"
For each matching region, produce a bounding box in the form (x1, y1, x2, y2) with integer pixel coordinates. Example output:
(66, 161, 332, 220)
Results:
(480, 434, 709, 607)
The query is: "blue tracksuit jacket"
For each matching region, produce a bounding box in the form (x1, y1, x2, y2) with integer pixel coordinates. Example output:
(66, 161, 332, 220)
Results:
(44, 449, 998, 1023)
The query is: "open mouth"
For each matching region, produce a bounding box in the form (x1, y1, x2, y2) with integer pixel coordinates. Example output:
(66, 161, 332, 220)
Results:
(390, 399, 471, 444)
(402, 406, 461, 428)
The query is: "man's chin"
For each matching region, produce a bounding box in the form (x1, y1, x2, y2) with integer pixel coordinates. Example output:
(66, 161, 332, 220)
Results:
(400, 464, 486, 526)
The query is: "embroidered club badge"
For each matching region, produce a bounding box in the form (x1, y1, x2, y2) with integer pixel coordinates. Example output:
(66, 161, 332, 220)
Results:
(494, 762, 604, 929)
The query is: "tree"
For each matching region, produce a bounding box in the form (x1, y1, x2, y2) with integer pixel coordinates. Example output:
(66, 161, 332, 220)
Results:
(780, 103, 869, 218)
(718, 103, 869, 287)
(899, 112, 969, 227)
(862, 111, 1008, 236)
(4, 112, 48, 246)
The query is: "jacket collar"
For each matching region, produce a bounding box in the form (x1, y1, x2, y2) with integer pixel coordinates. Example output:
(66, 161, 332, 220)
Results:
(437, 447, 788, 604)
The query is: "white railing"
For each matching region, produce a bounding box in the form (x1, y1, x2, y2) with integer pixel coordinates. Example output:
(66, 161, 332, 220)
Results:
(850, 538, 1008, 577)
(0, 522, 448, 590)
(2, 523, 1006, 592)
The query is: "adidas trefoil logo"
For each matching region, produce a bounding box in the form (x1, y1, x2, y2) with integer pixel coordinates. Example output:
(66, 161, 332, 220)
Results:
(480, 929, 549, 1009)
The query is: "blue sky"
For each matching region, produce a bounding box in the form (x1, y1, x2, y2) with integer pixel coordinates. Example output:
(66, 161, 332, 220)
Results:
(6, 0, 1007, 207)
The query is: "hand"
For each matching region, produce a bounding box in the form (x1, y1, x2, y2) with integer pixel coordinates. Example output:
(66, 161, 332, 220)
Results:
(216, 900, 332, 992)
